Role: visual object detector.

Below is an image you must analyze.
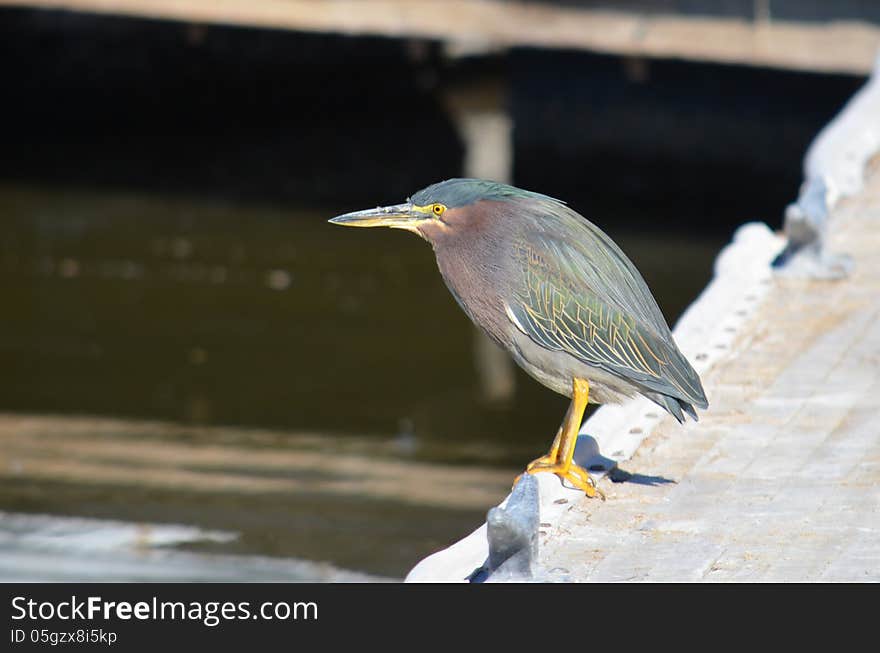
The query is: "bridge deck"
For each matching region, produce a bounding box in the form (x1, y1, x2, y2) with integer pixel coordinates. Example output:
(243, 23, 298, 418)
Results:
(2, 0, 879, 74)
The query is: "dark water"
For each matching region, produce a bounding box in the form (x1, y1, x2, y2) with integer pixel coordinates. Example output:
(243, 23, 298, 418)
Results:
(0, 182, 723, 577)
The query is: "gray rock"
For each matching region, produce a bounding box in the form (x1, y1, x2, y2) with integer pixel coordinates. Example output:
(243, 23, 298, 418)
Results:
(481, 473, 540, 581)
(772, 177, 853, 279)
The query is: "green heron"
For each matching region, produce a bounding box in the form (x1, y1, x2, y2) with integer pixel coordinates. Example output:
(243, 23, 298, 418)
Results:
(330, 178, 708, 497)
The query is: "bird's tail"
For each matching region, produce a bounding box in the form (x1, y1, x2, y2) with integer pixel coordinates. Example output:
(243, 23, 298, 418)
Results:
(646, 392, 700, 424)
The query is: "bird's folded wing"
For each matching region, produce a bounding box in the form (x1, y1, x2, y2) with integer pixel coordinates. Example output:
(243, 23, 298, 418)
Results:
(506, 231, 705, 404)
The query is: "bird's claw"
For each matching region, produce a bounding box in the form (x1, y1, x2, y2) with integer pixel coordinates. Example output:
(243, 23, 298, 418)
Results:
(514, 461, 604, 499)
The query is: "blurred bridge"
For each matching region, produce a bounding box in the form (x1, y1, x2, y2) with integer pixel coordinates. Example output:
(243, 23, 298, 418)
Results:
(2, 0, 880, 74)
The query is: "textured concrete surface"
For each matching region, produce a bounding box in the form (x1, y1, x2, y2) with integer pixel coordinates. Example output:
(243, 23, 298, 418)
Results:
(536, 161, 880, 582)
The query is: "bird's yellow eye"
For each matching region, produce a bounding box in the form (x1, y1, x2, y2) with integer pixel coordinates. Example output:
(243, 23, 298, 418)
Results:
(432, 203, 447, 216)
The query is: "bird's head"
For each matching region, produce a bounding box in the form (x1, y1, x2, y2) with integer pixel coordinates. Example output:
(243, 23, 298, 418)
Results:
(328, 178, 560, 243)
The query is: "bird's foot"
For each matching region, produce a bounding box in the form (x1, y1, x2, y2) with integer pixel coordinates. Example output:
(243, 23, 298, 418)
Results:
(510, 453, 557, 489)
(525, 453, 557, 472)
(515, 461, 604, 499)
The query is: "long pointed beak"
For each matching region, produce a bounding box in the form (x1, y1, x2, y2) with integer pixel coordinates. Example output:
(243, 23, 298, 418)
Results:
(328, 203, 429, 231)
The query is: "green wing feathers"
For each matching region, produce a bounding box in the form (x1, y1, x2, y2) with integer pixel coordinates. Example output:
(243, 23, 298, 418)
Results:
(507, 213, 708, 419)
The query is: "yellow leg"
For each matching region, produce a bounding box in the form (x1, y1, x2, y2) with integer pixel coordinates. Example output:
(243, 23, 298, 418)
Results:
(520, 378, 603, 499)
